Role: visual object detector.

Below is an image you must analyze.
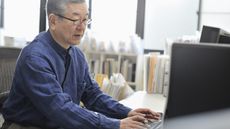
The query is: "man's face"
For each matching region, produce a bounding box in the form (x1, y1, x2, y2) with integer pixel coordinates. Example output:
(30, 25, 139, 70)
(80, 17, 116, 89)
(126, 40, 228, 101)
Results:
(51, 3, 89, 47)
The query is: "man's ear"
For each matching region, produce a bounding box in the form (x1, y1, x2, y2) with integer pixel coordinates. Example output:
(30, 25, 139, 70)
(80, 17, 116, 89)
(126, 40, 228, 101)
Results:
(49, 14, 57, 30)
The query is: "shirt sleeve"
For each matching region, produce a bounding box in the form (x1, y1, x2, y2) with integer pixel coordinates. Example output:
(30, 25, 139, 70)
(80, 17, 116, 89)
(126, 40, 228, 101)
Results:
(19, 54, 120, 129)
(81, 62, 132, 120)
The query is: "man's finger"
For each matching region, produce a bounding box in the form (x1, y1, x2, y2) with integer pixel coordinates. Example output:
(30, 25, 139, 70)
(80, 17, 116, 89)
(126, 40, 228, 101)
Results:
(131, 115, 146, 122)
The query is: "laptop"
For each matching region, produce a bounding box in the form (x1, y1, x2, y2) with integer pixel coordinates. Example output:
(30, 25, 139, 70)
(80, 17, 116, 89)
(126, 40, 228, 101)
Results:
(163, 42, 230, 128)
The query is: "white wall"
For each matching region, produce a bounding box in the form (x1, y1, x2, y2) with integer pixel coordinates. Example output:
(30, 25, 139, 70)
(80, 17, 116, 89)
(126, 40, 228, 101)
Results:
(200, 0, 230, 32)
(144, 0, 199, 50)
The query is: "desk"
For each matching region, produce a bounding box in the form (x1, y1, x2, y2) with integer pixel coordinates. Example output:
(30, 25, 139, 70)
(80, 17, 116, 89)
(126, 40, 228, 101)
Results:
(120, 91, 167, 113)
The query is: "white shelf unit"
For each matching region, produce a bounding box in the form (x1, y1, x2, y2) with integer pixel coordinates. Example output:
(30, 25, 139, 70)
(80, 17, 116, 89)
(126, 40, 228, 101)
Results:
(84, 51, 141, 90)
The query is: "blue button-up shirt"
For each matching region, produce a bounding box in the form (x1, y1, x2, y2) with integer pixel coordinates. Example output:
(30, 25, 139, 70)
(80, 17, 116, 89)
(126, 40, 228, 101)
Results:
(2, 31, 131, 129)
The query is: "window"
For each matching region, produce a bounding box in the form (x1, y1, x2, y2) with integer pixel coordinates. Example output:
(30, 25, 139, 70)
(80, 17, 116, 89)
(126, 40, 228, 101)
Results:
(4, 0, 40, 41)
(3, 0, 139, 43)
(90, 0, 138, 41)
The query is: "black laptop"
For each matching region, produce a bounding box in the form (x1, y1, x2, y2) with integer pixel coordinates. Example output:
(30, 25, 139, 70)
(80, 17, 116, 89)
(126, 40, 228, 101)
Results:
(163, 42, 230, 128)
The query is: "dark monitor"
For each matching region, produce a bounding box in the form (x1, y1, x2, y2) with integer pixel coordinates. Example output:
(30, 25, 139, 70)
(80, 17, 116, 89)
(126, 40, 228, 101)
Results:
(200, 25, 230, 44)
(165, 43, 230, 120)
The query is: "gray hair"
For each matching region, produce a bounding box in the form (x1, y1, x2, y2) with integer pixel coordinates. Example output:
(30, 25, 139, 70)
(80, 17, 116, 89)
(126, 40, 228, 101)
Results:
(46, 0, 86, 16)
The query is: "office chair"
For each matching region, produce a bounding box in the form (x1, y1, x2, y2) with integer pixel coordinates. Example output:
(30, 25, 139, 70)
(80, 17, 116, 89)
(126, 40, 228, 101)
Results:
(0, 47, 21, 112)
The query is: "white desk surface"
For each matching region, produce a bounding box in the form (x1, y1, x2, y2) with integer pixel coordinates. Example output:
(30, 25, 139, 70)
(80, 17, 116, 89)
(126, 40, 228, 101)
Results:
(120, 91, 167, 113)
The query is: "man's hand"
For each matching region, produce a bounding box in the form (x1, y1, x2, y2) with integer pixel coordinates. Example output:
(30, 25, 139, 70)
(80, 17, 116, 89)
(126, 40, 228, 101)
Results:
(120, 115, 147, 129)
(128, 108, 161, 120)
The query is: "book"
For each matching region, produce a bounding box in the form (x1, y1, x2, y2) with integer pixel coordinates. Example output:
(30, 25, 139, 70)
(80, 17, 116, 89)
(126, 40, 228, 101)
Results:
(155, 55, 169, 94)
(143, 53, 169, 95)
(163, 59, 170, 97)
(147, 53, 158, 93)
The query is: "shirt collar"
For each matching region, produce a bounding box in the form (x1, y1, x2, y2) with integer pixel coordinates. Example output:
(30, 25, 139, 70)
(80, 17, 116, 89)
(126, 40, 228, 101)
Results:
(45, 30, 72, 57)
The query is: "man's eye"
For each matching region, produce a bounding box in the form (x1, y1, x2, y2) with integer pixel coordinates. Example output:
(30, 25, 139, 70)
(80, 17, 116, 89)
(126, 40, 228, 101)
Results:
(82, 19, 87, 22)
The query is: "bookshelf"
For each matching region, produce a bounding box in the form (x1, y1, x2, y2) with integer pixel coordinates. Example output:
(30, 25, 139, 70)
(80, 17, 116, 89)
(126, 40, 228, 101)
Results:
(84, 51, 142, 90)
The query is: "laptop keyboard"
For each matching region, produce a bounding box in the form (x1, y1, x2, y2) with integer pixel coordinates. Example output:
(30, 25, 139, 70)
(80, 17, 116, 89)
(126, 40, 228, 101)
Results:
(146, 119, 162, 129)
(146, 112, 163, 129)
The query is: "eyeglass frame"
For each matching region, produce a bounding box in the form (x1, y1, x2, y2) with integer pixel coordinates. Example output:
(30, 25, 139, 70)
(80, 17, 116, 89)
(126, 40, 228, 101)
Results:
(54, 13, 92, 26)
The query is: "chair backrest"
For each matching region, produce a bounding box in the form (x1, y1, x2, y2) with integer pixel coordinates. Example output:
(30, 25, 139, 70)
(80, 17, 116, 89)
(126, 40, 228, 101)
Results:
(0, 47, 21, 112)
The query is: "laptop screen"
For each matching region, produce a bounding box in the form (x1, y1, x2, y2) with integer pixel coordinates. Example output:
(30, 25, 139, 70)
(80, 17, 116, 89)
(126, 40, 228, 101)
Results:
(165, 43, 230, 119)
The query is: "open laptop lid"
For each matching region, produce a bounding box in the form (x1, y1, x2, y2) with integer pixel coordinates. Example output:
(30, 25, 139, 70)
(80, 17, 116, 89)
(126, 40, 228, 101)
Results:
(164, 42, 230, 120)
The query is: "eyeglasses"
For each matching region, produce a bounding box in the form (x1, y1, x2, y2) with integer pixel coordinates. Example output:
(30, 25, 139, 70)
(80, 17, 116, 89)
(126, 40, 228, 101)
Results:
(55, 14, 92, 26)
